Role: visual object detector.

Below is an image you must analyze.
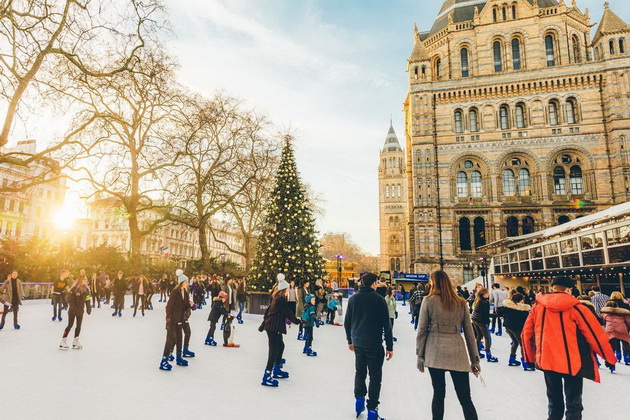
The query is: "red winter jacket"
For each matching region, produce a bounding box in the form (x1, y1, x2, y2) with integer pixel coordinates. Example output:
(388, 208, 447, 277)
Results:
(522, 292, 616, 383)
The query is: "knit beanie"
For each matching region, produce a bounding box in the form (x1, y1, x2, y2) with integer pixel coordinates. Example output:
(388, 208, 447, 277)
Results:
(277, 279, 289, 291)
(277, 273, 285, 282)
(178, 274, 189, 284)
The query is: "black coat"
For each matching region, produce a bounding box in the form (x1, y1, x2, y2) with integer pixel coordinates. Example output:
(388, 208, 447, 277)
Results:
(260, 295, 301, 334)
(471, 297, 490, 325)
(208, 298, 230, 323)
(497, 300, 530, 331)
(68, 285, 91, 315)
(113, 277, 128, 293)
(166, 287, 191, 325)
(344, 286, 393, 351)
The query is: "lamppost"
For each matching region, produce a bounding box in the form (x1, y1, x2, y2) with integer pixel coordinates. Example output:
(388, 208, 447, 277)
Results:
(220, 253, 227, 278)
(478, 256, 489, 289)
(335, 254, 343, 286)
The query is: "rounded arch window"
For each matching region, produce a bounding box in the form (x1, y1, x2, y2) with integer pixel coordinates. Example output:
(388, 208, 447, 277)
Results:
(552, 153, 585, 196)
(566, 98, 579, 124)
(434, 57, 442, 80)
(454, 109, 464, 133)
(501, 155, 533, 196)
(455, 159, 485, 199)
(522, 216, 535, 235)
(548, 100, 560, 126)
(545, 33, 557, 67)
(499, 105, 510, 130)
(506, 216, 519, 237)
(461, 47, 470, 78)
(511, 4, 517, 20)
(459, 217, 472, 251)
(463, 160, 474, 169)
(515, 103, 527, 128)
(610, 39, 616, 55)
(620, 38, 626, 54)
(571, 34, 582, 63)
(473, 217, 486, 249)
(493, 40, 503, 72)
(469, 108, 479, 132)
(457, 172, 468, 197)
(511, 38, 522, 70)
(557, 215, 570, 225)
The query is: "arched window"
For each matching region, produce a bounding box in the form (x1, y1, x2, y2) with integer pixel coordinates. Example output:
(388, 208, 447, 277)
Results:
(461, 48, 470, 78)
(566, 98, 578, 124)
(454, 110, 464, 133)
(421, 65, 427, 78)
(385, 185, 390, 198)
(471, 171, 483, 197)
(503, 169, 516, 196)
(522, 216, 535, 235)
(493, 8, 498, 23)
(512, 5, 517, 20)
(506, 216, 519, 237)
(518, 168, 531, 195)
(469, 108, 479, 132)
(610, 39, 616, 55)
(502, 7, 507, 21)
(569, 165, 583, 194)
(548, 100, 560, 125)
(434, 58, 441, 80)
(572, 35, 582, 63)
(457, 172, 468, 197)
(473, 217, 486, 249)
(515, 103, 526, 128)
(545, 34, 556, 67)
(512, 38, 522, 70)
(557, 215, 570, 225)
(414, 66, 419, 77)
(493, 41, 503, 72)
(621, 38, 626, 54)
(553, 166, 567, 194)
(459, 217, 471, 251)
(499, 105, 510, 130)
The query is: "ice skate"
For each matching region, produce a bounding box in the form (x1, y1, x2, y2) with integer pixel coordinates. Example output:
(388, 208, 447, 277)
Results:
(72, 337, 82, 349)
(59, 338, 69, 350)
(508, 355, 521, 366)
(176, 355, 188, 366)
(261, 370, 279, 387)
(272, 364, 289, 379)
(485, 350, 498, 362)
(52, 316, 56, 321)
(367, 409, 385, 420)
(159, 357, 172, 371)
(182, 347, 196, 357)
(355, 396, 365, 418)
(522, 358, 536, 371)
(304, 347, 317, 357)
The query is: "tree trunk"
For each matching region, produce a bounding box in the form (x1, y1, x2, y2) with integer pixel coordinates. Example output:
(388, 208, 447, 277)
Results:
(128, 211, 143, 271)
(198, 223, 210, 272)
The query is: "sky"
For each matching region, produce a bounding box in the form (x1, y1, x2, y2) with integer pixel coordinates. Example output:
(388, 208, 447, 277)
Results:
(164, 0, 628, 256)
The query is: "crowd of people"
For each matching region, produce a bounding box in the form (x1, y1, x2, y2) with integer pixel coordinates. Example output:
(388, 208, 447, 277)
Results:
(2, 266, 630, 420)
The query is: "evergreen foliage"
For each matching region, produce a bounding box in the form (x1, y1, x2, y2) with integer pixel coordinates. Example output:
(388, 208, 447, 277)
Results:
(249, 137, 325, 291)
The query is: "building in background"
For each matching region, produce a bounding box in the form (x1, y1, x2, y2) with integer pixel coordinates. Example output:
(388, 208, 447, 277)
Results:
(384, 0, 630, 284)
(324, 258, 359, 288)
(378, 121, 409, 272)
(0, 140, 67, 244)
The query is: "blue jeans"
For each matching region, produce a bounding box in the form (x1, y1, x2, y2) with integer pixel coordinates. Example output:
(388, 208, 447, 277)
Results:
(237, 301, 244, 318)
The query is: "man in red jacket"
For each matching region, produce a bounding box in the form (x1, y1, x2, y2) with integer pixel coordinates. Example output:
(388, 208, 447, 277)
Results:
(522, 276, 616, 420)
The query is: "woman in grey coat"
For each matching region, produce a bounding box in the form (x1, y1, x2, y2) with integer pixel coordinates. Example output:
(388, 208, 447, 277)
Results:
(416, 271, 479, 420)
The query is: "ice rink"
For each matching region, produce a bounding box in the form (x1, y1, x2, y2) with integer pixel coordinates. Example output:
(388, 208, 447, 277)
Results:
(1, 297, 627, 420)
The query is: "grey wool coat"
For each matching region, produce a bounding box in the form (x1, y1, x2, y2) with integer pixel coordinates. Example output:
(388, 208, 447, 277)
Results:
(416, 295, 480, 373)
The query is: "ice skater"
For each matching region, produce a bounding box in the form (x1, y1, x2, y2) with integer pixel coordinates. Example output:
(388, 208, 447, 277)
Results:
(301, 294, 318, 356)
(205, 291, 232, 346)
(112, 271, 127, 317)
(59, 275, 92, 350)
(51, 270, 69, 322)
(258, 274, 302, 387)
(0, 270, 24, 330)
(159, 270, 195, 371)
(471, 288, 498, 363)
(497, 293, 533, 370)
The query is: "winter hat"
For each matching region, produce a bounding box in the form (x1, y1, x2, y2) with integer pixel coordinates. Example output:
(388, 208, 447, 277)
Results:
(277, 273, 285, 282)
(218, 291, 228, 299)
(277, 279, 290, 292)
(175, 269, 183, 277)
(552, 276, 575, 288)
(305, 293, 315, 303)
(178, 273, 189, 284)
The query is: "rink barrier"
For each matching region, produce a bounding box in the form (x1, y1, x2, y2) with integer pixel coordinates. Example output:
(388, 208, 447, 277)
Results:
(12, 282, 162, 301)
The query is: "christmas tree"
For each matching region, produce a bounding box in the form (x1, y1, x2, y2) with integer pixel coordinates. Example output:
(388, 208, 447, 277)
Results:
(249, 136, 326, 291)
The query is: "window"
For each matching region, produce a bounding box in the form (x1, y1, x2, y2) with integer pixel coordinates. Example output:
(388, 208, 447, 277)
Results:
(469, 108, 479, 132)
(515, 103, 526, 128)
(512, 5, 517, 20)
(499, 105, 510, 130)
(461, 48, 470, 78)
(457, 172, 468, 197)
(502, 7, 507, 21)
(503, 169, 516, 196)
(385, 185, 390, 198)
(473, 217, 486, 249)
(545, 34, 556, 67)
(471, 171, 483, 198)
(569, 165, 583, 194)
(397, 184, 402, 198)
(454, 110, 464, 133)
(621, 38, 626, 54)
(506, 216, 519, 237)
(434, 58, 441, 80)
(493, 8, 498, 23)
(610, 40, 616, 55)
(414, 66, 418, 77)
(522, 216, 535, 235)
(459, 217, 471, 251)
(558, 215, 570, 225)
(572, 35, 582, 63)
(566, 98, 577, 124)
(493, 41, 503, 72)
(553, 166, 567, 194)
(518, 168, 531, 195)
(512, 38, 522, 70)
(549, 100, 560, 125)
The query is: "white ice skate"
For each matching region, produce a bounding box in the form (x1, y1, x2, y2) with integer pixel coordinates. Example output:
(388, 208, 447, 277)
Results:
(72, 337, 82, 349)
(59, 338, 69, 350)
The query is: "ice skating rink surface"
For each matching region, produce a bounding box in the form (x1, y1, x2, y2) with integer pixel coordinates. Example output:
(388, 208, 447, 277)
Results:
(1, 298, 627, 419)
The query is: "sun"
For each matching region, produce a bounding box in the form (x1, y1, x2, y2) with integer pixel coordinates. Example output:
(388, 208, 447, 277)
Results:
(53, 208, 75, 231)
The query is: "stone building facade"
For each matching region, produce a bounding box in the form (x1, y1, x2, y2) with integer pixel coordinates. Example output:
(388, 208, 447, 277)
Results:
(398, 0, 630, 283)
(378, 123, 409, 272)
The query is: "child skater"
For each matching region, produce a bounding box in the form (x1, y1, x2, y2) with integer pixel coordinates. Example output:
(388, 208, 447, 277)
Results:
(205, 291, 233, 346)
(327, 293, 339, 325)
(301, 294, 319, 356)
(59, 275, 91, 350)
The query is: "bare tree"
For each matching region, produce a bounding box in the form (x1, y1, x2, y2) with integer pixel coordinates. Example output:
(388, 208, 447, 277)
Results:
(0, 0, 164, 192)
(320, 232, 378, 273)
(166, 94, 276, 271)
(69, 48, 180, 269)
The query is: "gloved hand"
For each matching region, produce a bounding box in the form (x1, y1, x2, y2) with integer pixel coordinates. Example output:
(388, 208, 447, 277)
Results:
(417, 357, 425, 373)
